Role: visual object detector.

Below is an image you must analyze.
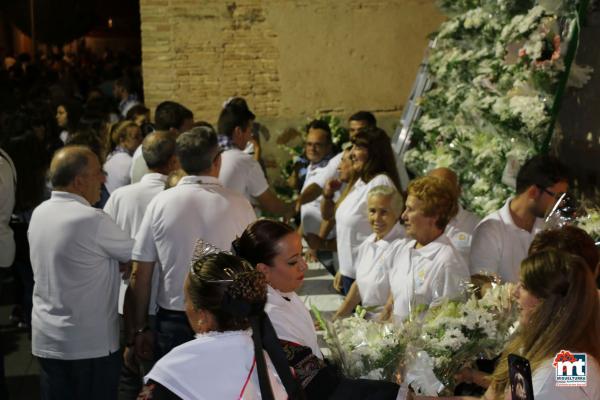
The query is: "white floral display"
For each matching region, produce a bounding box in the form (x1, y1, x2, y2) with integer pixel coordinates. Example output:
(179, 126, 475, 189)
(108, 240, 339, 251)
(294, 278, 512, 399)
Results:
(404, 0, 584, 216)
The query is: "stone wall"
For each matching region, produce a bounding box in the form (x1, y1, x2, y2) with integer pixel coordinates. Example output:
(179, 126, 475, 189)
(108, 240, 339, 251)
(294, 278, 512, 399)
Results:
(139, 0, 445, 130)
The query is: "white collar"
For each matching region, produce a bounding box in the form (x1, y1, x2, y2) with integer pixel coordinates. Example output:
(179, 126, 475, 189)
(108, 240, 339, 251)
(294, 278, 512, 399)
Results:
(140, 172, 168, 184)
(51, 191, 91, 206)
(408, 233, 451, 258)
(177, 175, 221, 186)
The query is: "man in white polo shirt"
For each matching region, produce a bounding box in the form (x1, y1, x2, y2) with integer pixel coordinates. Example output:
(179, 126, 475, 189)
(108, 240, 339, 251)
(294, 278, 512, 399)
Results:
(29, 146, 134, 400)
(130, 101, 193, 184)
(217, 97, 293, 218)
(103, 131, 178, 399)
(470, 155, 569, 283)
(127, 126, 256, 362)
(428, 167, 481, 264)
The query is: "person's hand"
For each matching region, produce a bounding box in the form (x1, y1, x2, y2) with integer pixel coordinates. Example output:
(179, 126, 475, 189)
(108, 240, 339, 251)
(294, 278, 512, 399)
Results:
(378, 304, 392, 322)
(120, 261, 132, 280)
(304, 248, 318, 262)
(134, 330, 154, 362)
(333, 271, 343, 293)
(123, 345, 138, 372)
(304, 233, 323, 250)
(323, 178, 342, 198)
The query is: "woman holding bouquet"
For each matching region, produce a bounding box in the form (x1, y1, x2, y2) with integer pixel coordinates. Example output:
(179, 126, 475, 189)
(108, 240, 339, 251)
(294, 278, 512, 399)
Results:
(235, 219, 401, 399)
(332, 185, 405, 320)
(416, 250, 600, 400)
(380, 175, 469, 322)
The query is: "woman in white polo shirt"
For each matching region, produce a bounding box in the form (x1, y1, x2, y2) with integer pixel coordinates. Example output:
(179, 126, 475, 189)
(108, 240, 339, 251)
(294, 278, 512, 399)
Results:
(333, 185, 405, 320)
(324, 126, 402, 295)
(104, 120, 142, 193)
(380, 175, 469, 323)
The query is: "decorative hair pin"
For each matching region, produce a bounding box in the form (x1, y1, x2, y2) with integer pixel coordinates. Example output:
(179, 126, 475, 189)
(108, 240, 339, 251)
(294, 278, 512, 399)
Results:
(222, 97, 235, 109)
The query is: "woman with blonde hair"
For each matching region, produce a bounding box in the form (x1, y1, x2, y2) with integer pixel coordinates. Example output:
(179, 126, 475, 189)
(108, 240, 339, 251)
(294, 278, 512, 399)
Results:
(104, 120, 143, 193)
(380, 175, 468, 322)
(418, 250, 600, 400)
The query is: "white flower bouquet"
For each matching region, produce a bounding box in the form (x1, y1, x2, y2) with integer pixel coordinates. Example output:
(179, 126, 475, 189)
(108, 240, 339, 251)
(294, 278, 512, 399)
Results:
(312, 305, 407, 381)
(402, 283, 518, 396)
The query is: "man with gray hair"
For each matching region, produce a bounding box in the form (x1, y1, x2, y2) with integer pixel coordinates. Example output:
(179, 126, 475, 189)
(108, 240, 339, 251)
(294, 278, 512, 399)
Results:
(103, 132, 179, 398)
(28, 146, 134, 400)
(127, 126, 255, 362)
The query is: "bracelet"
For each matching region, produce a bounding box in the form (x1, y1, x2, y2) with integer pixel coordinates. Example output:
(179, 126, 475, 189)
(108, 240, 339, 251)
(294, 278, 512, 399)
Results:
(134, 326, 150, 336)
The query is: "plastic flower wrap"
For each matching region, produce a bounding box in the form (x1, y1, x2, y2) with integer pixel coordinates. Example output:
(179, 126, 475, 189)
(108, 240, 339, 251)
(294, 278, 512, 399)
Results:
(575, 208, 600, 241)
(312, 306, 406, 381)
(401, 281, 519, 395)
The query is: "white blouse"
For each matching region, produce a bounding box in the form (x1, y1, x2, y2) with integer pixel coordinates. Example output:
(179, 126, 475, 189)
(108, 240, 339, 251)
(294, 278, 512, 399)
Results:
(264, 286, 322, 359)
(145, 330, 287, 400)
(355, 223, 405, 309)
(335, 174, 396, 278)
(386, 234, 469, 323)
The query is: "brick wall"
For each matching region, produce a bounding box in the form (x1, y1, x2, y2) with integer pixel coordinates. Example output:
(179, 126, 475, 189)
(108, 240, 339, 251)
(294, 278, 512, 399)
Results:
(139, 0, 445, 127)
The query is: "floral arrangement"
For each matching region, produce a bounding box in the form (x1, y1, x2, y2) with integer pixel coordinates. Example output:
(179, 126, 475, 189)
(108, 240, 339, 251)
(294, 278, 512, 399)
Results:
(404, 1, 585, 216)
(402, 282, 518, 395)
(312, 305, 406, 381)
(313, 282, 518, 393)
(575, 208, 600, 240)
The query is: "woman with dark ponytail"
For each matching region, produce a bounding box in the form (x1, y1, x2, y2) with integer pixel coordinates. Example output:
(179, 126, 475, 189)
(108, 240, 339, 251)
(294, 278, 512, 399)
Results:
(139, 250, 298, 399)
(234, 219, 401, 399)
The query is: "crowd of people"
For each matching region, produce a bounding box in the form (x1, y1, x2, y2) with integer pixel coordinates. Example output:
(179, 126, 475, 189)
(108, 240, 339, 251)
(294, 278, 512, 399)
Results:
(0, 51, 599, 400)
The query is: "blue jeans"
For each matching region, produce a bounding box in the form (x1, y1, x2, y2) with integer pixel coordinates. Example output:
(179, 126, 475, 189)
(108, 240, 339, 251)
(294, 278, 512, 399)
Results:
(341, 275, 355, 296)
(38, 351, 121, 400)
(154, 308, 194, 361)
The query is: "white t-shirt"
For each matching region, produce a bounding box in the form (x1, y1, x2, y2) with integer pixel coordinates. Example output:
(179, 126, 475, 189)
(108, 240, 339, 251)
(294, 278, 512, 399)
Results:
(445, 205, 481, 264)
(132, 175, 256, 311)
(129, 145, 150, 184)
(470, 198, 544, 283)
(355, 223, 405, 309)
(300, 158, 338, 237)
(103, 173, 167, 315)
(145, 330, 287, 400)
(219, 148, 269, 201)
(0, 148, 16, 267)
(335, 174, 396, 278)
(386, 234, 469, 323)
(104, 149, 132, 194)
(265, 285, 322, 359)
(29, 191, 134, 360)
(528, 356, 600, 399)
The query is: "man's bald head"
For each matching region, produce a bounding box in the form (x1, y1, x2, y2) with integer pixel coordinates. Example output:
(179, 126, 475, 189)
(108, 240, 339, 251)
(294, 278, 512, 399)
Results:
(50, 146, 94, 188)
(142, 130, 177, 170)
(428, 167, 460, 195)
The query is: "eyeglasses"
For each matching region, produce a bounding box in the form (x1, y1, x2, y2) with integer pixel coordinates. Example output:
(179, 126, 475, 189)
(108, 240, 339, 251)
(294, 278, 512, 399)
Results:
(537, 185, 565, 200)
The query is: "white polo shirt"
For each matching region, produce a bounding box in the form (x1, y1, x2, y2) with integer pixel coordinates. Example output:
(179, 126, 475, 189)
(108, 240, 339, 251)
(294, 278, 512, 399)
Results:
(219, 148, 269, 201)
(386, 234, 469, 323)
(103, 173, 167, 315)
(335, 174, 395, 278)
(469, 198, 544, 283)
(132, 175, 256, 311)
(355, 223, 405, 309)
(29, 191, 134, 360)
(300, 158, 338, 236)
(129, 145, 150, 184)
(0, 148, 16, 267)
(104, 148, 132, 194)
(445, 205, 481, 264)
